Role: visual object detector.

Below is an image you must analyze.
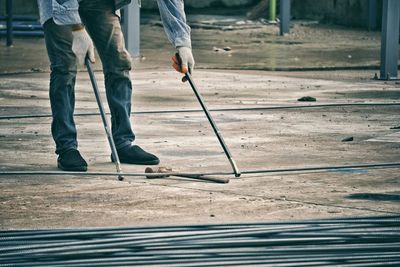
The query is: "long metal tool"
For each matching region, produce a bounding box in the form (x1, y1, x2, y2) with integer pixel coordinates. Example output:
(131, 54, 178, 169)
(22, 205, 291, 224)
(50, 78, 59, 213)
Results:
(176, 54, 241, 177)
(85, 58, 124, 181)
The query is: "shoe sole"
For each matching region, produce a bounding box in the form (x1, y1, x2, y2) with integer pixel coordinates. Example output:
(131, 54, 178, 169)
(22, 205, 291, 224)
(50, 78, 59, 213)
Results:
(58, 162, 88, 172)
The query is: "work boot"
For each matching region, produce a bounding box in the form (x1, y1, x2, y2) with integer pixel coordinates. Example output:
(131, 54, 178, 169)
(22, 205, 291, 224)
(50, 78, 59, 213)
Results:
(112, 145, 160, 165)
(57, 149, 88, 172)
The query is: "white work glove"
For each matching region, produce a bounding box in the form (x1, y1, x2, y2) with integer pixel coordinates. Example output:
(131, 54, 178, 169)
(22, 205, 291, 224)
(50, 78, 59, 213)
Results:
(172, 46, 195, 74)
(72, 28, 95, 65)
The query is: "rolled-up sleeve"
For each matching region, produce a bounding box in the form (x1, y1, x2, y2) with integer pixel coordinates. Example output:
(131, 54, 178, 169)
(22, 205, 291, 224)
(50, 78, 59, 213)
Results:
(52, 0, 82, 25)
(156, 0, 192, 48)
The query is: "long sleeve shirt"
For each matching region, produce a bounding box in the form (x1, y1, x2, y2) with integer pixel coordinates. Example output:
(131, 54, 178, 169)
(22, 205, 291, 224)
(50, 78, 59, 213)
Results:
(37, 0, 191, 48)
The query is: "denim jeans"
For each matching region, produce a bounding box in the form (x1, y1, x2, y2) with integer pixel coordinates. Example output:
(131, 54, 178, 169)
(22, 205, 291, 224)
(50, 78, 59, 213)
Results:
(43, 0, 134, 155)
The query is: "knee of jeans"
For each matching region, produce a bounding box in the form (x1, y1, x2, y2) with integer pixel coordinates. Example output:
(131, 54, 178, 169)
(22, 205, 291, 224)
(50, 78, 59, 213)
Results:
(104, 49, 132, 73)
(50, 59, 77, 75)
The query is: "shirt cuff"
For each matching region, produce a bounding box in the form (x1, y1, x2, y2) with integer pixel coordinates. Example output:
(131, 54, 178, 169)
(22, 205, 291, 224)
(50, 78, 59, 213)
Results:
(52, 2, 82, 25)
(174, 36, 192, 49)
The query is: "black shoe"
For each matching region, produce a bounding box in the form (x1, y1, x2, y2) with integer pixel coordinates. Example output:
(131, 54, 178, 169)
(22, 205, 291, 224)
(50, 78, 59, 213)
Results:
(57, 149, 88, 171)
(112, 145, 160, 165)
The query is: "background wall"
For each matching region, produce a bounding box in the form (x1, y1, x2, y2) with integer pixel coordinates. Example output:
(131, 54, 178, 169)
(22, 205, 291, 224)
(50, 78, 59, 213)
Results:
(291, 0, 382, 28)
(0, 0, 38, 16)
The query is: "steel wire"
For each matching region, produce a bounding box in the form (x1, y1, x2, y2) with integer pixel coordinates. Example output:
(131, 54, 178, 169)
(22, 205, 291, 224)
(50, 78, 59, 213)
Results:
(0, 102, 399, 121)
(0, 216, 399, 266)
(1, 162, 400, 179)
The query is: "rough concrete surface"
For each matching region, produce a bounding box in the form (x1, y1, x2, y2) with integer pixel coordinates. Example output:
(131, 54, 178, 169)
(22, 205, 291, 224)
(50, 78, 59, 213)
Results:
(0, 19, 400, 229)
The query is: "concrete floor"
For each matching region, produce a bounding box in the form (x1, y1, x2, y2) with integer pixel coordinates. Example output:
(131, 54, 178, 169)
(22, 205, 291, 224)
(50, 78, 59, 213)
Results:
(0, 19, 400, 229)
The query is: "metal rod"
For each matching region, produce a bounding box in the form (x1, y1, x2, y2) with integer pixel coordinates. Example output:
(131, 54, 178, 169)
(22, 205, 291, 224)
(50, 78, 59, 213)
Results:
(1, 162, 400, 178)
(241, 162, 400, 175)
(6, 0, 13, 46)
(174, 174, 229, 184)
(1, 102, 398, 121)
(184, 72, 241, 177)
(2, 217, 398, 238)
(2, 221, 398, 239)
(85, 59, 124, 181)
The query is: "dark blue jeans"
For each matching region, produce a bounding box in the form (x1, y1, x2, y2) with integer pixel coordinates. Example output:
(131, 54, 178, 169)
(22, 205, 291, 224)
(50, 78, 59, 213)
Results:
(43, 0, 134, 155)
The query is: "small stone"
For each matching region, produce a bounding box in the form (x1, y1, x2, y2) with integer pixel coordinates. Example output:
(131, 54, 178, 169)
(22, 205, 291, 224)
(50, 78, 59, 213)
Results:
(223, 46, 232, 51)
(298, 96, 316, 102)
(342, 136, 354, 142)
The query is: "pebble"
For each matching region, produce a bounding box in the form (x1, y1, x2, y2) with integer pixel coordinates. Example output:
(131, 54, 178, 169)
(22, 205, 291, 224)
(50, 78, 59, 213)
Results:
(342, 136, 354, 142)
(298, 96, 316, 102)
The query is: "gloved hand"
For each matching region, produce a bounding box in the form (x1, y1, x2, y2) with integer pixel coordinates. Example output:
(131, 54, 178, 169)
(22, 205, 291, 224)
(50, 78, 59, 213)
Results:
(172, 46, 195, 74)
(72, 28, 95, 65)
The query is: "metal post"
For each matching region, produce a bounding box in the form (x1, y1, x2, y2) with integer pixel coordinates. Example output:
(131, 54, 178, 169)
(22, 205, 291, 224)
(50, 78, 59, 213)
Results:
(280, 0, 290, 35)
(122, 0, 141, 58)
(6, 0, 13, 46)
(380, 0, 400, 80)
(269, 0, 277, 22)
(368, 0, 377, 31)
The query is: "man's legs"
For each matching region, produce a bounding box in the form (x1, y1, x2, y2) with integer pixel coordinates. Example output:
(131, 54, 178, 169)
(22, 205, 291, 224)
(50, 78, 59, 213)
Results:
(79, 0, 134, 150)
(43, 19, 87, 170)
(79, 0, 159, 165)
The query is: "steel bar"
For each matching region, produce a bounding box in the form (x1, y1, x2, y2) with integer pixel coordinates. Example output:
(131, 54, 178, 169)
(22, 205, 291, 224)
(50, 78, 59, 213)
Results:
(174, 174, 229, 184)
(1, 223, 397, 241)
(0, 217, 398, 266)
(184, 71, 241, 177)
(6, 0, 13, 46)
(380, 0, 400, 79)
(280, 0, 291, 35)
(85, 58, 124, 181)
(1, 102, 399, 121)
(241, 162, 400, 175)
(85, 59, 124, 181)
(1, 162, 400, 178)
(2, 255, 400, 266)
(2, 238, 399, 257)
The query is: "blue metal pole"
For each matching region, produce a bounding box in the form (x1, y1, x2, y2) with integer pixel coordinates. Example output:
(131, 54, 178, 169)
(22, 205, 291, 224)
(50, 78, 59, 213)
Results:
(6, 0, 13, 46)
(280, 0, 291, 35)
(122, 0, 141, 58)
(380, 0, 400, 80)
(368, 0, 377, 31)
